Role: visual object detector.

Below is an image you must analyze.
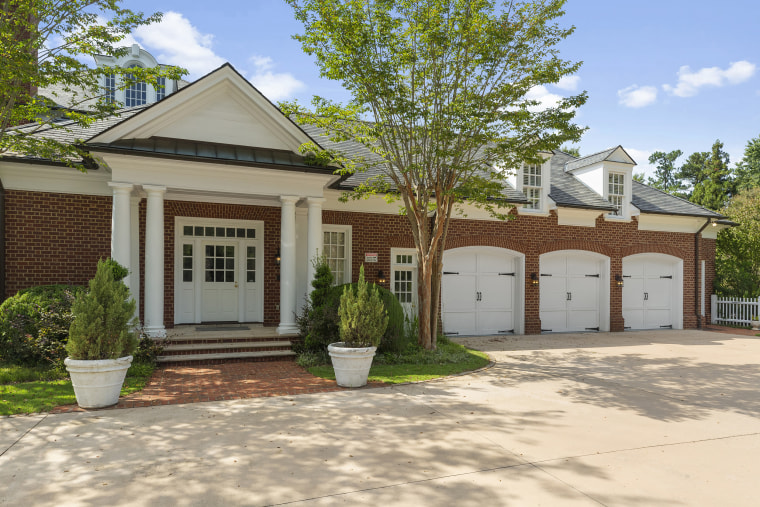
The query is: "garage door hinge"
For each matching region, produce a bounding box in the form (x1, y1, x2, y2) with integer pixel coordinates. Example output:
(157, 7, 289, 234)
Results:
(444, 331, 459, 335)
(499, 272, 515, 276)
(623, 275, 632, 278)
(660, 325, 673, 329)
(624, 326, 631, 330)
(541, 329, 552, 332)
(498, 329, 514, 334)
(585, 274, 600, 278)
(660, 275, 673, 279)
(540, 273, 552, 277)
(443, 271, 459, 275)
(585, 327, 600, 331)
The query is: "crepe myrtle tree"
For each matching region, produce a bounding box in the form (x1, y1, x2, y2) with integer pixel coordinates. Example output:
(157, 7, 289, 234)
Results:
(283, 0, 586, 349)
(1, 0, 186, 168)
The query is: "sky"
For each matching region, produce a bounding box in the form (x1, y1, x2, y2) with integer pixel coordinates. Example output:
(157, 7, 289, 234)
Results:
(113, 0, 760, 178)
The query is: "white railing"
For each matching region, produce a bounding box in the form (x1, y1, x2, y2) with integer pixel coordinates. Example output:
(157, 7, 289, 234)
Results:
(711, 295, 760, 325)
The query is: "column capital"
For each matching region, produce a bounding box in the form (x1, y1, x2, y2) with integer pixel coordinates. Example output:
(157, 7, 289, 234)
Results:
(280, 195, 300, 205)
(306, 196, 326, 207)
(108, 181, 134, 192)
(143, 184, 167, 195)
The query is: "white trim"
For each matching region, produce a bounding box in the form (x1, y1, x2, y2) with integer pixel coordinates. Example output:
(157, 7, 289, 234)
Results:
(0, 162, 111, 196)
(701, 260, 706, 317)
(390, 247, 419, 321)
(637, 214, 713, 233)
(556, 208, 600, 227)
(322, 224, 352, 285)
(173, 217, 264, 324)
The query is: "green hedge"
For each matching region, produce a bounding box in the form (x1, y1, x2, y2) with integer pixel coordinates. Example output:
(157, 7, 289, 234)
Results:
(0, 285, 85, 365)
(297, 282, 409, 355)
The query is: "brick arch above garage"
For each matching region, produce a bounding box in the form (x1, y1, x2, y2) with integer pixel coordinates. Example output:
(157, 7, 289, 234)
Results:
(620, 243, 689, 260)
(537, 239, 614, 258)
(444, 234, 528, 254)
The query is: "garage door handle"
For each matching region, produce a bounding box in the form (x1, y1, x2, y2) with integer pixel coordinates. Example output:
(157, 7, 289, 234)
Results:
(660, 275, 673, 279)
(644, 292, 649, 300)
(566, 292, 572, 301)
(476, 291, 482, 301)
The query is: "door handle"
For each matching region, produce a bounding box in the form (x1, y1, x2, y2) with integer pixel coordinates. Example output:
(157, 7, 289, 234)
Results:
(235, 282, 239, 288)
(644, 292, 648, 301)
(566, 292, 572, 301)
(476, 291, 482, 301)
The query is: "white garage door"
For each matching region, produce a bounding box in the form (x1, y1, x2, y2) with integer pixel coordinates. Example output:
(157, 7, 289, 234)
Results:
(623, 254, 680, 330)
(442, 248, 519, 336)
(540, 251, 605, 333)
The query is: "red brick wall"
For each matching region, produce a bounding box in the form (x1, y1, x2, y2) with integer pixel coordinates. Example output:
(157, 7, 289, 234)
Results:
(3, 190, 111, 296)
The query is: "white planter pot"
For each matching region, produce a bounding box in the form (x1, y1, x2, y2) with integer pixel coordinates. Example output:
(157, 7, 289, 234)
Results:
(64, 356, 133, 408)
(752, 320, 760, 331)
(328, 343, 377, 388)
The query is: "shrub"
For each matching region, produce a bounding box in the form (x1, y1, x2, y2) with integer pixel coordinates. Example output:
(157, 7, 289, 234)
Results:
(133, 334, 166, 364)
(67, 259, 138, 360)
(0, 285, 84, 365)
(338, 265, 388, 347)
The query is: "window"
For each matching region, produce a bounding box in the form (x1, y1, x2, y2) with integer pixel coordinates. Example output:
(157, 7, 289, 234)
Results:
(324, 229, 349, 285)
(155, 77, 166, 101)
(125, 64, 146, 107)
(608, 173, 625, 215)
(523, 164, 542, 209)
(104, 73, 116, 104)
(182, 244, 193, 282)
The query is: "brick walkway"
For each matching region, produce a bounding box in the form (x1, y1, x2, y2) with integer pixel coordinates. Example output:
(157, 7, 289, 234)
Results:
(52, 361, 384, 413)
(703, 324, 759, 336)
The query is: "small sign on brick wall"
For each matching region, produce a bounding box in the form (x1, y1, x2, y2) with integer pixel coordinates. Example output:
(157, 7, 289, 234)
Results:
(364, 253, 378, 263)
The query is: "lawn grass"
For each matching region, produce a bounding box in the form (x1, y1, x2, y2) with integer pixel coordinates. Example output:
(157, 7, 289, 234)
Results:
(0, 361, 157, 416)
(307, 338, 490, 384)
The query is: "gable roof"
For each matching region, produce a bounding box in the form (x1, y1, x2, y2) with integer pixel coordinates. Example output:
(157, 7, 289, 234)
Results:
(564, 145, 635, 172)
(548, 151, 617, 211)
(632, 181, 723, 218)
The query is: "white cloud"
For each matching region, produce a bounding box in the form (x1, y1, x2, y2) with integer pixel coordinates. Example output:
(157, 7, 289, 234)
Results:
(524, 85, 563, 111)
(663, 60, 756, 97)
(246, 55, 305, 102)
(133, 11, 225, 78)
(555, 75, 580, 91)
(617, 85, 658, 108)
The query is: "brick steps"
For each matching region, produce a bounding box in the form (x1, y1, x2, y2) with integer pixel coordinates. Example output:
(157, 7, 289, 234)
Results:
(157, 331, 298, 364)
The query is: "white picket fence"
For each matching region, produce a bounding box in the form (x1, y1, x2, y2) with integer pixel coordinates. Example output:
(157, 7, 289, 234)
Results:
(711, 295, 760, 325)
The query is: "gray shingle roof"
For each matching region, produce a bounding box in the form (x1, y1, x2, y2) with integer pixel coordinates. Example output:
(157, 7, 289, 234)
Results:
(632, 181, 723, 218)
(564, 146, 634, 172)
(549, 151, 617, 211)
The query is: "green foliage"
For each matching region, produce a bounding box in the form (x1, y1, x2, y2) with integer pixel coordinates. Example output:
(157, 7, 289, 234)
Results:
(1, 0, 187, 167)
(66, 259, 138, 360)
(690, 140, 734, 211)
(338, 265, 389, 348)
(560, 146, 581, 157)
(734, 135, 760, 191)
(647, 150, 687, 197)
(715, 188, 760, 297)
(132, 334, 165, 364)
(102, 257, 129, 281)
(285, 0, 586, 349)
(0, 285, 84, 365)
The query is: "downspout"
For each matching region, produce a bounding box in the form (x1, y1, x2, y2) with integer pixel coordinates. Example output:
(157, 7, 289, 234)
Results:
(0, 178, 5, 301)
(695, 218, 712, 329)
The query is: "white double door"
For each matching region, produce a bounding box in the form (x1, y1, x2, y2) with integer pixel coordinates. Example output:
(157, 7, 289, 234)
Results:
(622, 255, 678, 330)
(540, 252, 604, 333)
(442, 248, 518, 336)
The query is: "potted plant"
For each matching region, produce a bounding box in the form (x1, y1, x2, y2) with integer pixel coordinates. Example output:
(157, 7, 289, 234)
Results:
(64, 259, 138, 408)
(328, 265, 389, 387)
(751, 316, 760, 331)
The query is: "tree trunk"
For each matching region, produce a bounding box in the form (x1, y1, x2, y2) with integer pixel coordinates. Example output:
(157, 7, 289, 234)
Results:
(417, 254, 434, 349)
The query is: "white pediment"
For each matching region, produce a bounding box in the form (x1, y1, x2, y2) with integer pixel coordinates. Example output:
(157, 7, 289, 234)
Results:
(88, 65, 313, 153)
(607, 146, 636, 165)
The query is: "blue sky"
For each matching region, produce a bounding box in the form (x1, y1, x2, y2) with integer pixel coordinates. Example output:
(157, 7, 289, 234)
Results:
(118, 0, 759, 177)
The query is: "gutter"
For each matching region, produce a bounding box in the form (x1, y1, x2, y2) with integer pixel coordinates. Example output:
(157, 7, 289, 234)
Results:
(695, 218, 712, 329)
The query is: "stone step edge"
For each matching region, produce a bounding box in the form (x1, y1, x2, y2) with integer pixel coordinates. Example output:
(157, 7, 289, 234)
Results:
(157, 350, 296, 363)
(163, 330, 298, 340)
(164, 341, 293, 352)
(164, 336, 287, 344)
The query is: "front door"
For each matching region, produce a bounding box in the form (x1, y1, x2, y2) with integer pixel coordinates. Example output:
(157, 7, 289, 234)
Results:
(201, 242, 238, 322)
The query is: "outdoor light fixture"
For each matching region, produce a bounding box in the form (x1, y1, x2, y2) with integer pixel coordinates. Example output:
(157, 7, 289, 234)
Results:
(615, 275, 624, 287)
(530, 272, 539, 285)
(275, 248, 281, 266)
(377, 270, 387, 284)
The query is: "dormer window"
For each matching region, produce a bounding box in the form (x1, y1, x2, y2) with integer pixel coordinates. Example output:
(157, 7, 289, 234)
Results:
(523, 163, 542, 209)
(608, 172, 625, 215)
(155, 77, 166, 101)
(125, 64, 147, 107)
(104, 73, 116, 104)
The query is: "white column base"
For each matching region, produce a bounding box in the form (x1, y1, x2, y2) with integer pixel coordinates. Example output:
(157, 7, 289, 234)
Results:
(276, 323, 299, 335)
(143, 325, 167, 339)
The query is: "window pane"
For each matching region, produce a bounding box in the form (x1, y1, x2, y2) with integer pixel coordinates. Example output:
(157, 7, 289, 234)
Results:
(216, 227, 225, 237)
(247, 272, 255, 283)
(183, 258, 193, 269)
(247, 259, 255, 270)
(205, 271, 214, 282)
(183, 226, 193, 236)
(205, 258, 213, 269)
(225, 259, 234, 270)
(237, 228, 245, 238)
(247, 246, 256, 258)
(226, 246, 234, 257)
(205, 245, 213, 256)
(226, 228, 235, 237)
(247, 229, 256, 238)
(183, 271, 192, 282)
(183, 244, 193, 256)
(216, 258, 224, 269)
(195, 226, 204, 236)
(206, 227, 214, 237)
(225, 271, 234, 283)
(216, 245, 224, 256)
(215, 271, 224, 282)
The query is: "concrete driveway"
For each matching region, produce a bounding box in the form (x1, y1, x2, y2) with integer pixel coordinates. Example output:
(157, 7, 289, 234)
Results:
(2, 329, 759, 506)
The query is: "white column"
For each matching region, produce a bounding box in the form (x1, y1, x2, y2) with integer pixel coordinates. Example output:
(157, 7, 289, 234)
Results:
(108, 182, 133, 288)
(130, 196, 141, 320)
(278, 195, 300, 334)
(306, 197, 325, 295)
(144, 185, 166, 338)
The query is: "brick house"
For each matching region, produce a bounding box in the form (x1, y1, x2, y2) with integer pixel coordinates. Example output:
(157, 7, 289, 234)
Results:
(0, 62, 727, 340)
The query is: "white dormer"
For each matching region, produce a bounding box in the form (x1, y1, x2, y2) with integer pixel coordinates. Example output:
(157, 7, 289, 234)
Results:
(564, 146, 636, 220)
(506, 154, 552, 214)
(94, 44, 179, 107)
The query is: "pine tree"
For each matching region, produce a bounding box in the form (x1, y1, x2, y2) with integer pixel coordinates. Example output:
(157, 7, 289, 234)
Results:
(338, 265, 388, 348)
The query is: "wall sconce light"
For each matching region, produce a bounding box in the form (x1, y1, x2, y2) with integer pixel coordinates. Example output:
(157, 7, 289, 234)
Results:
(530, 273, 539, 285)
(377, 270, 387, 284)
(275, 248, 281, 266)
(615, 275, 624, 287)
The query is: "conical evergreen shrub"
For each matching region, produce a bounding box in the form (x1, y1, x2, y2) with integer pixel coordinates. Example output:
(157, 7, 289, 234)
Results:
(338, 265, 388, 348)
(66, 259, 138, 360)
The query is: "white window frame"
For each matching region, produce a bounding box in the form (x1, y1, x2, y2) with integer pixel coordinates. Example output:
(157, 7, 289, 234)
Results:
(522, 163, 542, 209)
(516, 159, 550, 215)
(607, 171, 626, 217)
(322, 224, 352, 285)
(391, 248, 418, 318)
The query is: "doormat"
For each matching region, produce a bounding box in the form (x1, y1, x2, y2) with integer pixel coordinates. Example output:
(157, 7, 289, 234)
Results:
(195, 325, 251, 331)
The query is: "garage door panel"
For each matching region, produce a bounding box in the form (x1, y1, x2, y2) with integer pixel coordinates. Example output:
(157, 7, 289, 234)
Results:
(442, 274, 477, 313)
(541, 255, 565, 275)
(540, 310, 567, 333)
(622, 255, 678, 331)
(623, 308, 645, 330)
(644, 309, 672, 329)
(479, 252, 514, 273)
(445, 252, 477, 274)
(478, 310, 513, 334)
(540, 251, 603, 333)
(623, 258, 644, 277)
(622, 278, 645, 311)
(442, 312, 477, 336)
(568, 310, 600, 331)
(567, 256, 600, 276)
(480, 275, 512, 311)
(646, 278, 672, 310)
(540, 276, 567, 312)
(567, 277, 599, 312)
